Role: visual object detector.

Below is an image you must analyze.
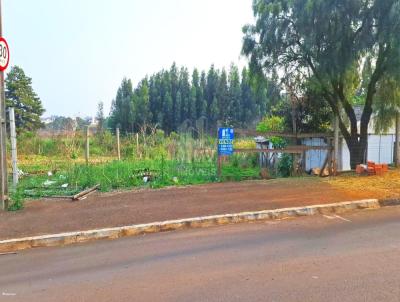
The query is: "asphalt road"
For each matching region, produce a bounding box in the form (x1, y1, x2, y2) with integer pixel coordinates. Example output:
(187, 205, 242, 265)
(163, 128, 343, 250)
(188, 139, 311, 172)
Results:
(2, 207, 400, 302)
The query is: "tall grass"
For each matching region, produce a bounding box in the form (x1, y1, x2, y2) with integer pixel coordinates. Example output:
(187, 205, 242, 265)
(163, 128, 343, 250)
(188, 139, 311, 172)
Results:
(8, 130, 264, 210)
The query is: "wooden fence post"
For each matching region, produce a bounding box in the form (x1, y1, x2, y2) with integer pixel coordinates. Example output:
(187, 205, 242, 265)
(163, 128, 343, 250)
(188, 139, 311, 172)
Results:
(116, 127, 121, 160)
(9, 108, 18, 187)
(85, 126, 90, 166)
(136, 133, 139, 158)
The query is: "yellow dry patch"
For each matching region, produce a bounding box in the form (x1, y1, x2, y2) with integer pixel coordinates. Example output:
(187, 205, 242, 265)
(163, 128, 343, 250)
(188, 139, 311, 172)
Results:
(327, 169, 400, 199)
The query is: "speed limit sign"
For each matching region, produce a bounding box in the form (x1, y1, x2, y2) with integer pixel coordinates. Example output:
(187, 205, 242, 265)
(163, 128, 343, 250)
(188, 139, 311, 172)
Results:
(0, 38, 9, 71)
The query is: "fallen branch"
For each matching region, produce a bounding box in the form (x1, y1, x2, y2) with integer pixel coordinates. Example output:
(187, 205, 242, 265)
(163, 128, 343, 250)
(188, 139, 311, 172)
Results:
(72, 184, 100, 201)
(42, 195, 73, 200)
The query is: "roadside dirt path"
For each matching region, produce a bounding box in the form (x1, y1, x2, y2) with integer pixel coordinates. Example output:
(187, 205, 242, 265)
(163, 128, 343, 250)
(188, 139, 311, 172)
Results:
(0, 178, 375, 240)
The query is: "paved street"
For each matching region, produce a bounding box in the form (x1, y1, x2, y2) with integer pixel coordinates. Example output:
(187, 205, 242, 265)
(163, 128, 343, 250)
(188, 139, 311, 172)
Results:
(1, 206, 400, 301)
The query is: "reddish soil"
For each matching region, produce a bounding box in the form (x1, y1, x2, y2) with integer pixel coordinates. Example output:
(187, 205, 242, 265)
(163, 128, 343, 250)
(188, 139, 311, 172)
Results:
(0, 178, 375, 240)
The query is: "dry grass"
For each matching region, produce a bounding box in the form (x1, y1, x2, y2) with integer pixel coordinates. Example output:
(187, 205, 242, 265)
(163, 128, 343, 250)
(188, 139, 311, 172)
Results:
(327, 169, 400, 199)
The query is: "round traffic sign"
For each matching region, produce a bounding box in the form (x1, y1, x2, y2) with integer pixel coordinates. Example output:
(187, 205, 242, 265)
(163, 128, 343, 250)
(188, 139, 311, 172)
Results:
(0, 38, 9, 71)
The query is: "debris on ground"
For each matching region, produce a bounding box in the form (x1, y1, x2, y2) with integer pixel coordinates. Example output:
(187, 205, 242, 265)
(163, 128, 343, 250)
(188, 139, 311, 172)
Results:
(355, 162, 389, 176)
(72, 184, 100, 201)
(132, 168, 159, 181)
(17, 169, 25, 177)
(311, 167, 329, 177)
(43, 180, 56, 187)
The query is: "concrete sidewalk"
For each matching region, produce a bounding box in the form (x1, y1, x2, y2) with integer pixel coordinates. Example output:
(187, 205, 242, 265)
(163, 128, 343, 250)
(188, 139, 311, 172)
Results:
(0, 178, 375, 240)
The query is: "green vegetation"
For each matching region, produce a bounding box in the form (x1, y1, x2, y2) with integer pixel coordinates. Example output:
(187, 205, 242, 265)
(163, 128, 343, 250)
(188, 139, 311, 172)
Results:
(243, 0, 400, 168)
(8, 131, 266, 210)
(13, 1, 400, 209)
(257, 115, 287, 148)
(6, 66, 45, 133)
(108, 63, 282, 134)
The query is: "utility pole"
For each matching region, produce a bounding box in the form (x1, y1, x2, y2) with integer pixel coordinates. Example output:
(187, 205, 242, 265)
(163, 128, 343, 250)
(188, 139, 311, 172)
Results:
(0, 0, 8, 210)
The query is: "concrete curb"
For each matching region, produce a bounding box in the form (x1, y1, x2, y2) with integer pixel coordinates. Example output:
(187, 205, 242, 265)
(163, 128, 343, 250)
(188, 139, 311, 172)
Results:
(0, 199, 381, 253)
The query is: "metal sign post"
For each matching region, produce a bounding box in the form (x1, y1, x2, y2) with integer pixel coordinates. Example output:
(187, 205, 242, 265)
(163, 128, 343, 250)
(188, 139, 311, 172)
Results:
(0, 0, 9, 210)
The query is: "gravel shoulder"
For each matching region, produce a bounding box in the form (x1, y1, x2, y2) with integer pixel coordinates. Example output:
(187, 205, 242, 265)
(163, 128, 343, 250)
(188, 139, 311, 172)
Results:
(0, 178, 375, 240)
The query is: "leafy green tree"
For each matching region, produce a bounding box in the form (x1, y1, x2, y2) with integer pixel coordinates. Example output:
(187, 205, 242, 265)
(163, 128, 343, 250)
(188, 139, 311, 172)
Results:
(189, 86, 197, 122)
(109, 78, 134, 132)
(174, 91, 182, 128)
(257, 115, 286, 148)
(163, 91, 173, 132)
(75, 117, 90, 130)
(5, 66, 45, 133)
(178, 67, 191, 125)
(46, 116, 75, 131)
(228, 64, 242, 126)
(209, 96, 219, 129)
(373, 77, 400, 133)
(108, 63, 283, 134)
(240, 67, 255, 125)
(243, 0, 400, 168)
(198, 71, 207, 119)
(217, 69, 229, 125)
(133, 79, 151, 130)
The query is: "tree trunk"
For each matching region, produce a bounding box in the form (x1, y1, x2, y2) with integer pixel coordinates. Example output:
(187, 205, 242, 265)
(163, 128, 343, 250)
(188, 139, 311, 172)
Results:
(347, 136, 367, 170)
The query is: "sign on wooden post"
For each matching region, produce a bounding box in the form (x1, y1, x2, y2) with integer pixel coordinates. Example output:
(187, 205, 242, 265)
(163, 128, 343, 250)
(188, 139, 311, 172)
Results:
(217, 128, 234, 177)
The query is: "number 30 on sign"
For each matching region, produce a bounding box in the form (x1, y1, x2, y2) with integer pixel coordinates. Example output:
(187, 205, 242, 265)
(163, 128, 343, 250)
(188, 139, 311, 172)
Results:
(0, 38, 10, 71)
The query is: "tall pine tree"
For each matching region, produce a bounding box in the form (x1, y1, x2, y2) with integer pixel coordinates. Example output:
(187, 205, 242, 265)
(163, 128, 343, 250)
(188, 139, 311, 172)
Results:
(5, 66, 45, 133)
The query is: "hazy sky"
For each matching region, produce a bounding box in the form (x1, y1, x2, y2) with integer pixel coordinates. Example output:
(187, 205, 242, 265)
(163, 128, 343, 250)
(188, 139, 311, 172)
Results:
(4, 0, 254, 117)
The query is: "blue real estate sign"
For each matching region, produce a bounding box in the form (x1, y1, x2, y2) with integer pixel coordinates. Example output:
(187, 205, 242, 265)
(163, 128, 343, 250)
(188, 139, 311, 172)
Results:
(218, 128, 234, 156)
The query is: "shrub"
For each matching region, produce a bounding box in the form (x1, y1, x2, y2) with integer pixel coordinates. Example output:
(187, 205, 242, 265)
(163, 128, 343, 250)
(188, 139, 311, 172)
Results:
(256, 115, 285, 133)
(278, 154, 293, 178)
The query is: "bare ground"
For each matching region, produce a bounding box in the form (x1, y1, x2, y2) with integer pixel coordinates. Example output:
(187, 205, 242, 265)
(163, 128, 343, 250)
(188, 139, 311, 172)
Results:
(0, 178, 376, 240)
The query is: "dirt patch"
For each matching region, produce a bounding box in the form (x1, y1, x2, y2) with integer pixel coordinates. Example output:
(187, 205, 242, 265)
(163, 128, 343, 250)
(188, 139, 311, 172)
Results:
(0, 178, 376, 240)
(327, 169, 400, 199)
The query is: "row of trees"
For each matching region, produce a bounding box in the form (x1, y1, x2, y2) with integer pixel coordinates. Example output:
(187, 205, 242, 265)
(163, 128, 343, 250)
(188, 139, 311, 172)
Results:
(3, 63, 332, 137)
(108, 63, 282, 134)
